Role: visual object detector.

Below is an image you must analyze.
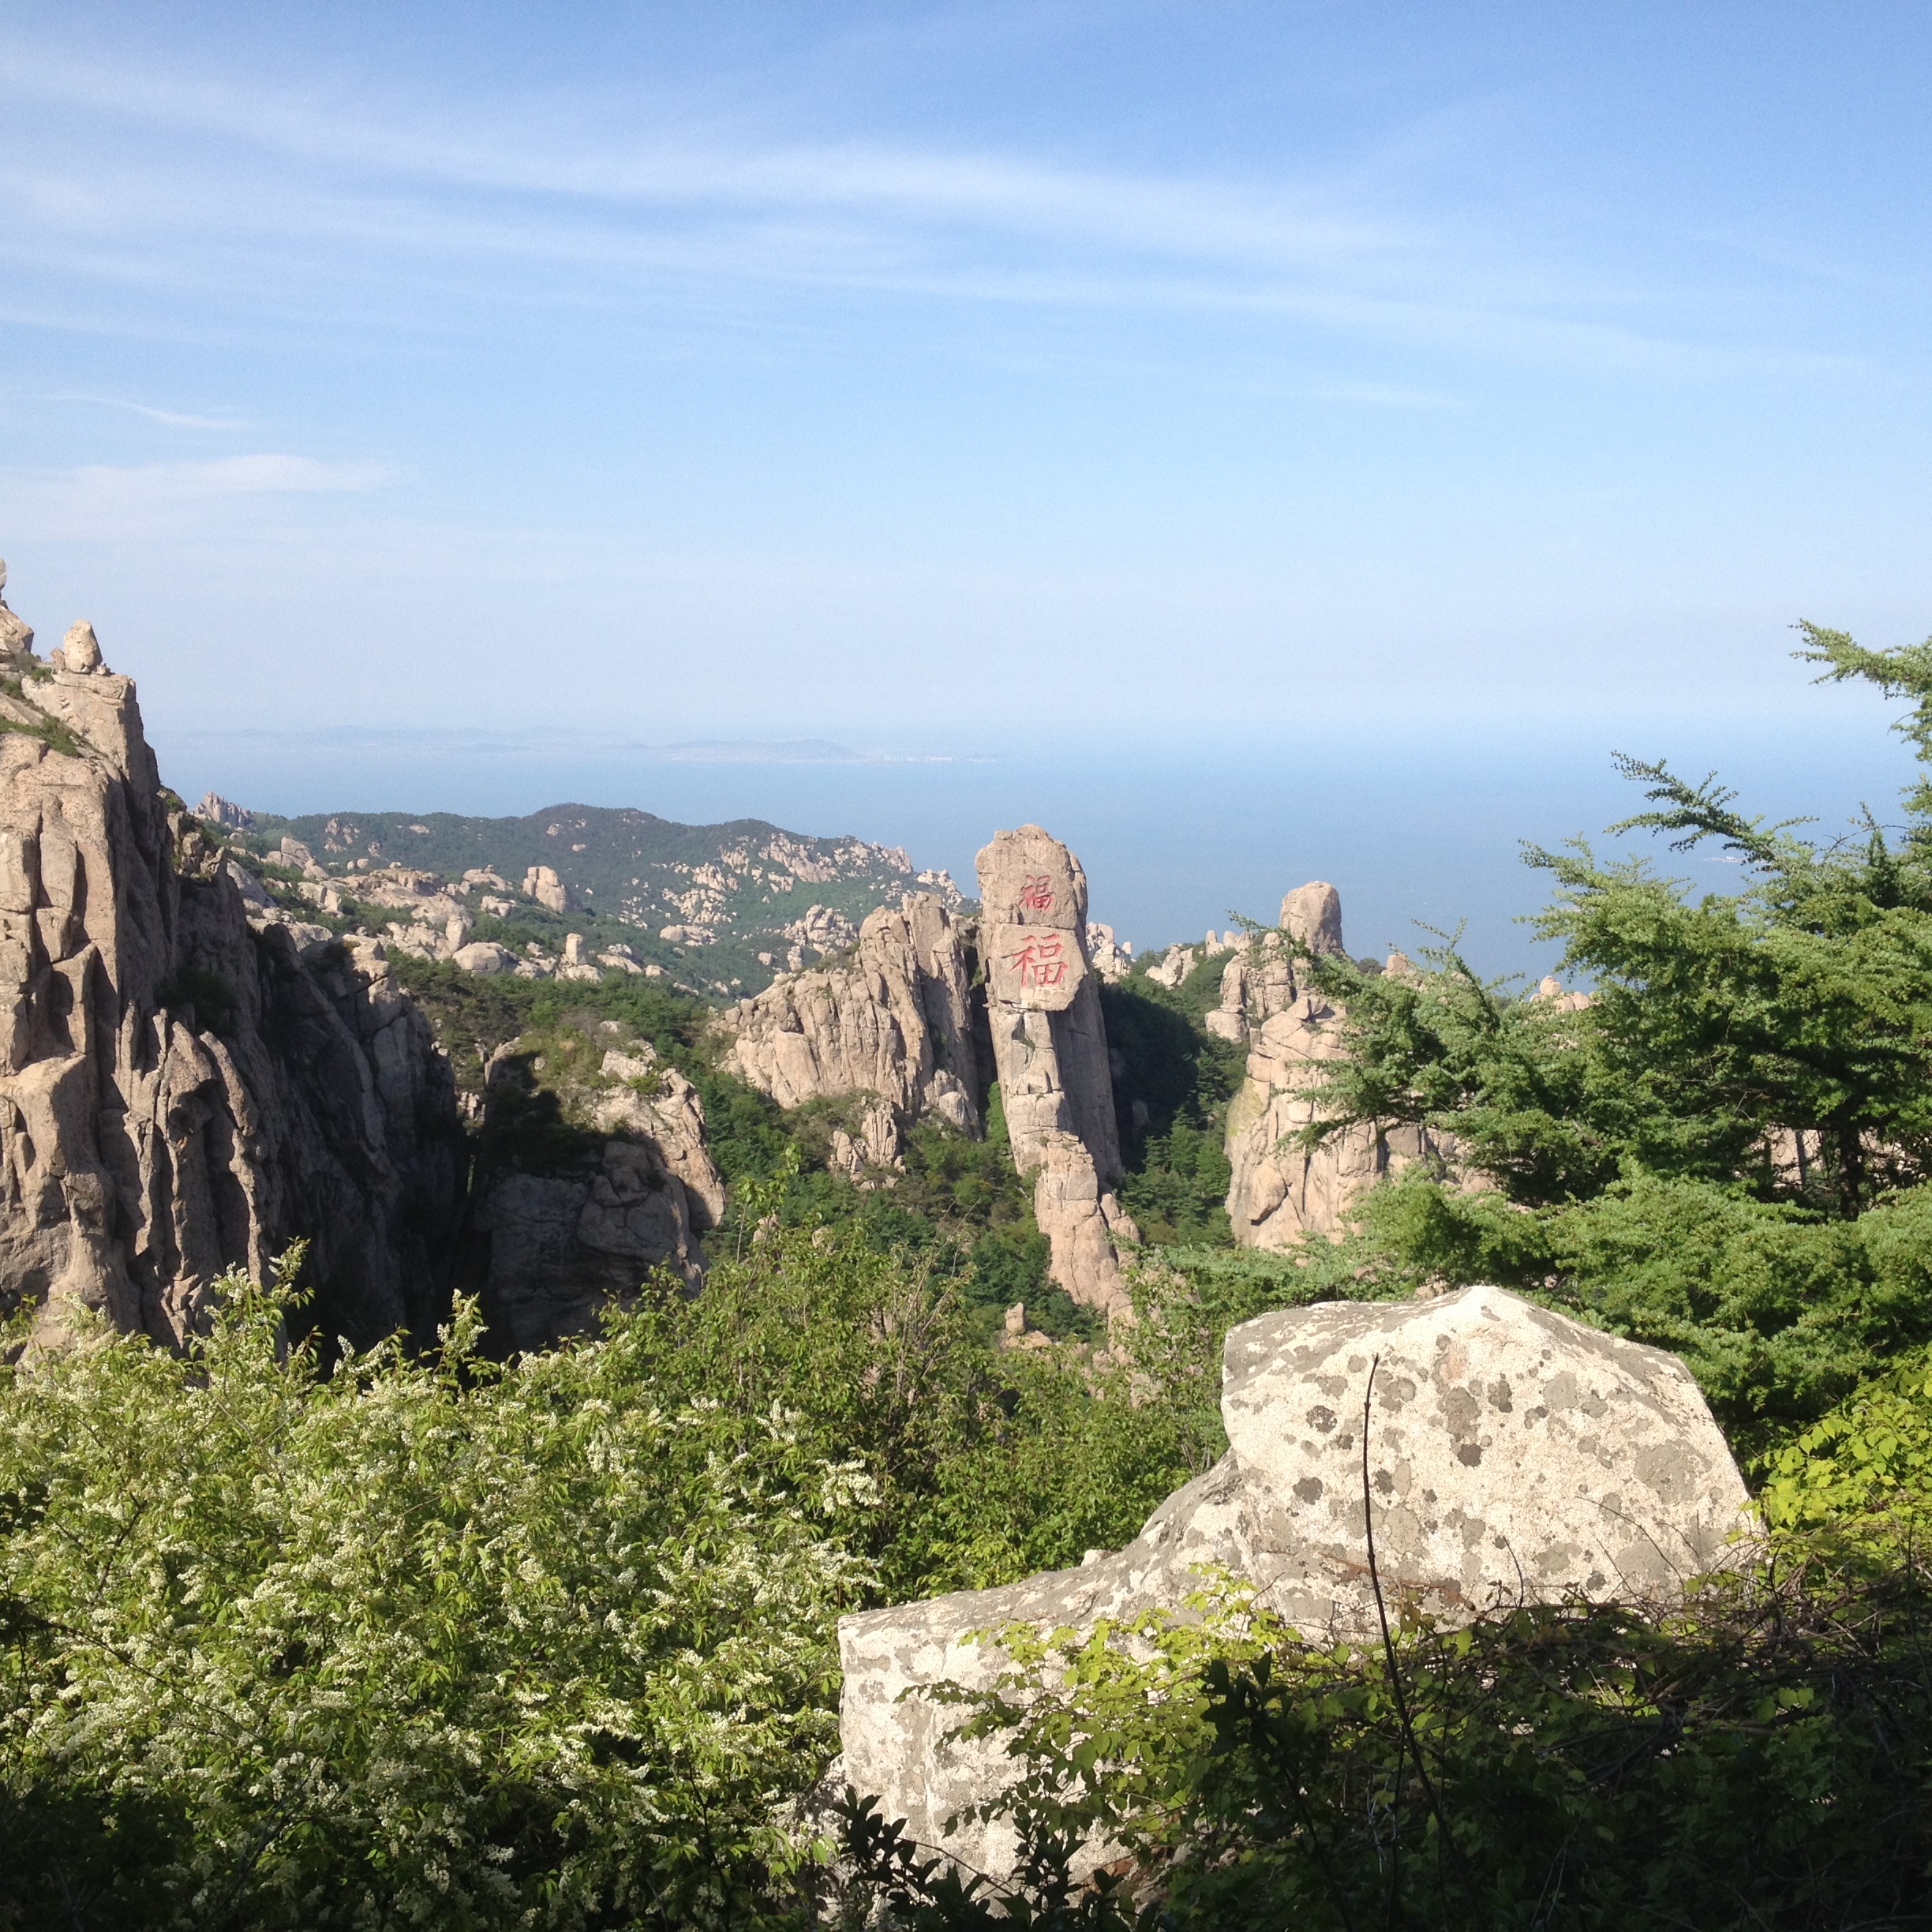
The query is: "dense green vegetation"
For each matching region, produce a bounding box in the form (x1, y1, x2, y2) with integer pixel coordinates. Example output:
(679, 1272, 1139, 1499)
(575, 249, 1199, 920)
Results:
(1101, 976, 1244, 1246)
(0, 1238, 1222, 1926)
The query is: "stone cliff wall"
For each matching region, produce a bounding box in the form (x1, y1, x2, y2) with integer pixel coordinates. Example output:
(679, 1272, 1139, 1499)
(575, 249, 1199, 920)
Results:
(462, 1041, 726, 1353)
(717, 892, 980, 1174)
(0, 575, 466, 1348)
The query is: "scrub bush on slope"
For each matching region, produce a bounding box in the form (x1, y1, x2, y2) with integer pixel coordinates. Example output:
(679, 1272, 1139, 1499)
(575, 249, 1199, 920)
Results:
(0, 1258, 870, 1930)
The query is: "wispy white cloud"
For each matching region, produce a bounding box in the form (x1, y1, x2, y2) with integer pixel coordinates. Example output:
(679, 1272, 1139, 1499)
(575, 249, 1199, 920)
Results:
(0, 454, 396, 541)
(0, 37, 1837, 382)
(40, 394, 250, 429)
(3, 47, 1399, 268)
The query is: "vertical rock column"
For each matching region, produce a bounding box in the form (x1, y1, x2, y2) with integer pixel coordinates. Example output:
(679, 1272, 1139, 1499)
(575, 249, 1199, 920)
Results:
(975, 825, 1137, 1312)
(1222, 882, 1445, 1247)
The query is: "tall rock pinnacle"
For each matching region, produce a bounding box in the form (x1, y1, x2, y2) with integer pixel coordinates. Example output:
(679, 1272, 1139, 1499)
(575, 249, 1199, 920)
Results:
(975, 824, 1137, 1312)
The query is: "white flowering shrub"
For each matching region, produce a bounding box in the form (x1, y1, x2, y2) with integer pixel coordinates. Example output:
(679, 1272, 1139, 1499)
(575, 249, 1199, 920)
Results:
(0, 1263, 872, 1929)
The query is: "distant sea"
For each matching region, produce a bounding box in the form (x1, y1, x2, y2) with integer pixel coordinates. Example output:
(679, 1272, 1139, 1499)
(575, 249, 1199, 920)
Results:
(153, 709, 1919, 985)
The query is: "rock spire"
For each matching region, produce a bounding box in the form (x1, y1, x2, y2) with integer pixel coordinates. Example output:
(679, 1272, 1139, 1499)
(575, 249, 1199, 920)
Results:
(1221, 882, 1447, 1247)
(975, 825, 1137, 1310)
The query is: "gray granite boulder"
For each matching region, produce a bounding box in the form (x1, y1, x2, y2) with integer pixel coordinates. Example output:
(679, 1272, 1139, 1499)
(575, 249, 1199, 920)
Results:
(836, 1285, 1749, 1881)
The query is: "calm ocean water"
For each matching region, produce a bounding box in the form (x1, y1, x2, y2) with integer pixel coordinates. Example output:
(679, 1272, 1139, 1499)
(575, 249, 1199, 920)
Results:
(152, 710, 1917, 984)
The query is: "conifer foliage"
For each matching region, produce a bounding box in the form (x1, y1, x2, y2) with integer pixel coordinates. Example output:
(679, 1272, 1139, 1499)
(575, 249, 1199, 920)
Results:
(1282, 625, 1932, 1445)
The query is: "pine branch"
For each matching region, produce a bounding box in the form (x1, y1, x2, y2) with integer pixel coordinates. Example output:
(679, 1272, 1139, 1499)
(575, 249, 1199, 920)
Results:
(1604, 754, 1810, 867)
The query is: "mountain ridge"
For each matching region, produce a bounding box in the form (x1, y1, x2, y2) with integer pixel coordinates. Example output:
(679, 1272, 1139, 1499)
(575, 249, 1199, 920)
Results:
(222, 799, 968, 998)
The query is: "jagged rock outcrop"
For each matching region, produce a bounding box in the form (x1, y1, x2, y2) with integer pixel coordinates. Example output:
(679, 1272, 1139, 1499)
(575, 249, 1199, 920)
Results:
(194, 792, 253, 829)
(1142, 943, 1195, 989)
(453, 939, 517, 975)
(0, 560, 32, 663)
(1086, 922, 1133, 983)
(523, 863, 572, 914)
(1222, 882, 1445, 1248)
(1281, 879, 1346, 957)
(589, 1046, 726, 1229)
(828, 1097, 903, 1185)
(461, 1039, 723, 1353)
(1030, 1132, 1141, 1303)
(1533, 972, 1593, 1013)
(0, 588, 466, 1348)
(976, 826, 1136, 1311)
(466, 1143, 703, 1352)
(717, 893, 981, 1166)
(837, 1286, 1751, 1884)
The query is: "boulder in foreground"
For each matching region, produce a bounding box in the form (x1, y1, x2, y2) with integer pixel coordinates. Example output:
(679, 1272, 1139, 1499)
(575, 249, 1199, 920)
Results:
(836, 1286, 1750, 1881)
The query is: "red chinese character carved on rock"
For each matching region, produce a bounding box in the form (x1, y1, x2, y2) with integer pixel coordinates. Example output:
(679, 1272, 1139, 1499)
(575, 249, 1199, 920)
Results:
(1018, 872, 1056, 912)
(1005, 934, 1069, 988)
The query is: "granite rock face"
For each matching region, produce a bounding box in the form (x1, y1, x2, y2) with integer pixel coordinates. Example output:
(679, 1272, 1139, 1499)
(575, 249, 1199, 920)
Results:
(590, 1046, 726, 1230)
(0, 597, 465, 1348)
(467, 1140, 704, 1353)
(837, 1286, 1750, 1883)
(1223, 886, 1447, 1248)
(523, 864, 572, 915)
(1280, 879, 1346, 957)
(717, 892, 981, 1155)
(460, 1038, 724, 1352)
(0, 562, 32, 664)
(975, 826, 1137, 1311)
(1030, 1132, 1142, 1309)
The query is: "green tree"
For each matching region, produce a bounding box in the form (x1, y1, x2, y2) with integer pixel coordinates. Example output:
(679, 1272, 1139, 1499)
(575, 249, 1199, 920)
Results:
(1279, 623, 1932, 1441)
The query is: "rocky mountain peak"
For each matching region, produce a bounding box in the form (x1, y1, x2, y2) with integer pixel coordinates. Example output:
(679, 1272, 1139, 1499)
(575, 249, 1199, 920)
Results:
(1280, 878, 1346, 954)
(0, 568, 466, 1349)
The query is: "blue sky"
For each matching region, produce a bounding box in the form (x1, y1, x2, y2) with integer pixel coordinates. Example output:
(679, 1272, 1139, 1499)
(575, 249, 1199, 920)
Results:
(2, 3, 1930, 957)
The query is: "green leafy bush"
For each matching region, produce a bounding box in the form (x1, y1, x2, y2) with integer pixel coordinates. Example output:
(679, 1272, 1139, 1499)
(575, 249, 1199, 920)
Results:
(1759, 1343, 1932, 1543)
(605, 1225, 1208, 1602)
(0, 1262, 871, 1929)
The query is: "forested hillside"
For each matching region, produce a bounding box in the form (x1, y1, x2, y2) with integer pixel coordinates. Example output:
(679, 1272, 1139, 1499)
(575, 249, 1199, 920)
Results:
(232, 800, 964, 996)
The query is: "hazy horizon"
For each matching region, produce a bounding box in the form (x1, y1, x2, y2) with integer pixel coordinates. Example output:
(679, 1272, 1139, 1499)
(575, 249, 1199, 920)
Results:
(153, 695, 1922, 981)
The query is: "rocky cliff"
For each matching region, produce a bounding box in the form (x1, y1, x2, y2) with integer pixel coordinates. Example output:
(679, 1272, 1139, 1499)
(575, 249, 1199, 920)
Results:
(1222, 882, 1447, 1248)
(975, 826, 1138, 1312)
(716, 893, 981, 1177)
(0, 567, 466, 1348)
(462, 1035, 726, 1352)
